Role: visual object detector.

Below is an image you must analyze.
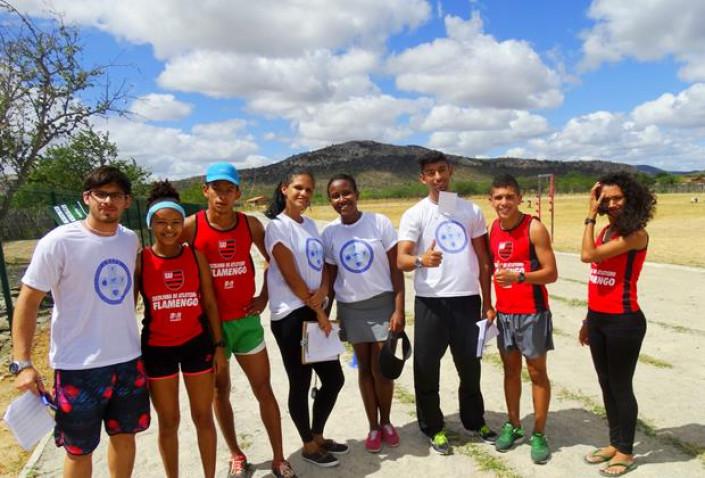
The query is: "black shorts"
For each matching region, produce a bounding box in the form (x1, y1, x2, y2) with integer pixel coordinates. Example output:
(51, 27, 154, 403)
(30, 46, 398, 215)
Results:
(54, 357, 151, 455)
(142, 330, 214, 379)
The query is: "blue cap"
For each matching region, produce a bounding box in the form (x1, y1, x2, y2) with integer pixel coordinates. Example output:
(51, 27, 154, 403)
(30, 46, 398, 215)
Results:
(205, 162, 240, 186)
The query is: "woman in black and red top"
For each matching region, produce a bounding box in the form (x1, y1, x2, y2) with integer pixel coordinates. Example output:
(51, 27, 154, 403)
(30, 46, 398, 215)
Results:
(136, 181, 226, 478)
(579, 172, 656, 476)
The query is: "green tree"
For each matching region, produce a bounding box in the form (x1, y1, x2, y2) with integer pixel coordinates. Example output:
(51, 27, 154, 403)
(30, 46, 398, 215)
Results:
(12, 129, 150, 207)
(0, 1, 128, 222)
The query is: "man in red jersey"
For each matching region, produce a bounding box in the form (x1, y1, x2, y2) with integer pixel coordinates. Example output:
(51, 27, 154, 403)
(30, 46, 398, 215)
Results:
(181, 162, 295, 478)
(487, 174, 557, 464)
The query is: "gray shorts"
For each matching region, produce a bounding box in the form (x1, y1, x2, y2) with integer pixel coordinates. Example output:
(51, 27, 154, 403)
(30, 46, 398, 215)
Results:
(336, 292, 393, 344)
(497, 310, 554, 359)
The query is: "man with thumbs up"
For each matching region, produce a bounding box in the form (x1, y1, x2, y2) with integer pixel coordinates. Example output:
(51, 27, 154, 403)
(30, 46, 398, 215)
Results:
(398, 152, 496, 455)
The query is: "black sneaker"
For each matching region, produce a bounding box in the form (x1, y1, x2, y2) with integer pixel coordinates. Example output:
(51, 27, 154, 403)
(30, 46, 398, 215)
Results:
(321, 439, 350, 455)
(474, 424, 498, 444)
(302, 450, 339, 468)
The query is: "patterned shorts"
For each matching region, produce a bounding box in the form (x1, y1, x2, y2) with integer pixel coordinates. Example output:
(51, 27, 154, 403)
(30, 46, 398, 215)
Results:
(53, 357, 151, 455)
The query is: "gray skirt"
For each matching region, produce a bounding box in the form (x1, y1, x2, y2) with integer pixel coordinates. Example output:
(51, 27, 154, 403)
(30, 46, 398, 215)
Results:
(336, 292, 394, 344)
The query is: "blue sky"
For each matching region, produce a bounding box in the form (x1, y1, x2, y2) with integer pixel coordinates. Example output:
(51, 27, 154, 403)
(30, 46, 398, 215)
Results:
(9, 0, 705, 176)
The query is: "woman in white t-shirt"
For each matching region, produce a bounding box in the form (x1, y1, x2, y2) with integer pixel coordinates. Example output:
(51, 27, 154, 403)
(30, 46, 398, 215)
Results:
(321, 174, 405, 453)
(264, 169, 347, 468)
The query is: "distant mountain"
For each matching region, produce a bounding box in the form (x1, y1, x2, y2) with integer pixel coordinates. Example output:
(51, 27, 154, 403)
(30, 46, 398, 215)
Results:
(635, 164, 667, 175)
(174, 140, 640, 194)
(236, 140, 636, 189)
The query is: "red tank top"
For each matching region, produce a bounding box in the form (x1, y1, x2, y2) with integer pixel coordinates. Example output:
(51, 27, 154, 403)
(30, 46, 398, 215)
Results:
(140, 245, 204, 347)
(193, 210, 255, 321)
(489, 214, 548, 314)
(588, 226, 646, 314)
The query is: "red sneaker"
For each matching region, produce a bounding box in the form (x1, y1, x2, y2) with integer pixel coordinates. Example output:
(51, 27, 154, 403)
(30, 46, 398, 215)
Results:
(382, 423, 400, 447)
(365, 429, 382, 453)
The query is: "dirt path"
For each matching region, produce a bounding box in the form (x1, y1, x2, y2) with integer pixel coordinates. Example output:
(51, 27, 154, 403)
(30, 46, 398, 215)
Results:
(16, 223, 705, 477)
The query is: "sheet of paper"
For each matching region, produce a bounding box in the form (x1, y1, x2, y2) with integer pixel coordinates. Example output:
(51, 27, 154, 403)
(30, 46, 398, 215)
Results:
(476, 319, 500, 358)
(304, 322, 345, 363)
(438, 191, 457, 216)
(3, 391, 54, 450)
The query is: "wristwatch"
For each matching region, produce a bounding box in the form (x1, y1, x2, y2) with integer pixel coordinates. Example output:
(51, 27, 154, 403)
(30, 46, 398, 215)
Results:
(414, 256, 424, 269)
(517, 271, 526, 284)
(213, 340, 226, 348)
(9, 359, 33, 375)
(584, 217, 597, 225)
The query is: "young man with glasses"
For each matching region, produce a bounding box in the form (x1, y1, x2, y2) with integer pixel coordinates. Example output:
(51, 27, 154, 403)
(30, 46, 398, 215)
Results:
(11, 166, 150, 478)
(397, 152, 497, 455)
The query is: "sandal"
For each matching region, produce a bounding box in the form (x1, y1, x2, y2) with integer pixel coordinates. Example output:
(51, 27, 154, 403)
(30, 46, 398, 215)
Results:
(584, 448, 615, 464)
(599, 461, 636, 477)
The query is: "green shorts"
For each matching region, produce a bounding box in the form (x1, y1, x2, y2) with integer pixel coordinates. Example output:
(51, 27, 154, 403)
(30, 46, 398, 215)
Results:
(221, 315, 266, 358)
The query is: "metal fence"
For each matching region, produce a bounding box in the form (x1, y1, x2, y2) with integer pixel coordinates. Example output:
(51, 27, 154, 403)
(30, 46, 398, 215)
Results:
(0, 190, 205, 325)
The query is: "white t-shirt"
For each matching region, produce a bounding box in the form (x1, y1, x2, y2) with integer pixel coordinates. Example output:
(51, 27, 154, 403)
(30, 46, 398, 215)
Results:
(22, 222, 141, 370)
(322, 212, 397, 303)
(398, 196, 487, 297)
(265, 213, 324, 321)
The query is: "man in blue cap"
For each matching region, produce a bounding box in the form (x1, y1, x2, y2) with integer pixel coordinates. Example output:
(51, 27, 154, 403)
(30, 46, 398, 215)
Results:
(181, 162, 295, 478)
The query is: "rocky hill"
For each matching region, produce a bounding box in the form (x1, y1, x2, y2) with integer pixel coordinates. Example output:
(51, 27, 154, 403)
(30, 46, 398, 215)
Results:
(176, 140, 640, 193)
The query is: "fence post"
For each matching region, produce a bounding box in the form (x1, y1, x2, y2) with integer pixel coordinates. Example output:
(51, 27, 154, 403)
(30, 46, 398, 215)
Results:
(134, 197, 147, 248)
(0, 240, 14, 328)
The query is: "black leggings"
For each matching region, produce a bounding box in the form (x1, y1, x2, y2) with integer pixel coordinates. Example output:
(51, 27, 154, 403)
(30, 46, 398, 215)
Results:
(271, 306, 344, 443)
(587, 309, 646, 455)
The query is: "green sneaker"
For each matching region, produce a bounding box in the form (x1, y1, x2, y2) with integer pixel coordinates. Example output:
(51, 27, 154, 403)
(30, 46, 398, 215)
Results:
(477, 424, 498, 444)
(495, 422, 524, 452)
(530, 432, 551, 464)
(430, 430, 450, 455)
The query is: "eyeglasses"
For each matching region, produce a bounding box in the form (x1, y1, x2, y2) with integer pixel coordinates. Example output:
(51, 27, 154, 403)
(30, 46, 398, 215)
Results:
(89, 190, 128, 201)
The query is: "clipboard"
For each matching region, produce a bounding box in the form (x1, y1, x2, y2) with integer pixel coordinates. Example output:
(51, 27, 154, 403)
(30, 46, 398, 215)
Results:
(301, 321, 345, 364)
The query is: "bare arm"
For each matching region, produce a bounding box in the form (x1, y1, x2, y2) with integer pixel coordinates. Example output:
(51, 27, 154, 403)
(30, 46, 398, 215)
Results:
(471, 234, 495, 320)
(133, 251, 142, 304)
(11, 285, 47, 394)
(245, 215, 269, 314)
(195, 250, 227, 373)
(396, 239, 418, 271)
(386, 244, 406, 333)
(179, 214, 197, 245)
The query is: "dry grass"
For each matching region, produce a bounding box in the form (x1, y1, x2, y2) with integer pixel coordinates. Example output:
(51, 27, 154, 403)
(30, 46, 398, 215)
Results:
(307, 193, 705, 268)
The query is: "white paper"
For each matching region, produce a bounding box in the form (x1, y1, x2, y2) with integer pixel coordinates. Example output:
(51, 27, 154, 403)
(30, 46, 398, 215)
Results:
(3, 391, 54, 450)
(476, 319, 500, 358)
(303, 322, 345, 363)
(438, 191, 457, 216)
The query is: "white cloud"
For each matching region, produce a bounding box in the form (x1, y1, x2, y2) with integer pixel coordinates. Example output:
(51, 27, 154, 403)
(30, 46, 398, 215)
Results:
(504, 109, 705, 171)
(580, 0, 705, 81)
(13, 0, 430, 58)
(289, 95, 430, 149)
(158, 48, 380, 114)
(96, 118, 261, 178)
(632, 83, 705, 128)
(388, 11, 563, 109)
(128, 93, 193, 121)
(424, 107, 550, 154)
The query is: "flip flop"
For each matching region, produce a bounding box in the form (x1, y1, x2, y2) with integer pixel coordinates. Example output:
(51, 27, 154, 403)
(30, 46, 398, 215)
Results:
(599, 461, 636, 477)
(584, 449, 614, 464)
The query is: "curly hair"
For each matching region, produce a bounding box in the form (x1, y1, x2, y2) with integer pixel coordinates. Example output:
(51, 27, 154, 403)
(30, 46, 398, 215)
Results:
(598, 172, 656, 236)
(146, 180, 180, 208)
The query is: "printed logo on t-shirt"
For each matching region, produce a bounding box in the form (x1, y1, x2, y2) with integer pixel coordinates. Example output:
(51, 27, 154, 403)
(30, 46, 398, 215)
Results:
(218, 239, 236, 260)
(497, 241, 514, 260)
(339, 239, 374, 273)
(306, 238, 324, 271)
(163, 270, 184, 291)
(94, 258, 132, 305)
(434, 220, 468, 253)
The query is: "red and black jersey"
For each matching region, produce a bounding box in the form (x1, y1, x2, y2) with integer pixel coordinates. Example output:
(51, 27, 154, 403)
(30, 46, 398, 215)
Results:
(140, 245, 204, 347)
(489, 214, 549, 314)
(588, 226, 646, 314)
(192, 210, 255, 321)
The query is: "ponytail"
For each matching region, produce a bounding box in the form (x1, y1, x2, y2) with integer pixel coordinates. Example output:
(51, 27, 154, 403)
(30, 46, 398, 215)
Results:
(265, 181, 286, 219)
